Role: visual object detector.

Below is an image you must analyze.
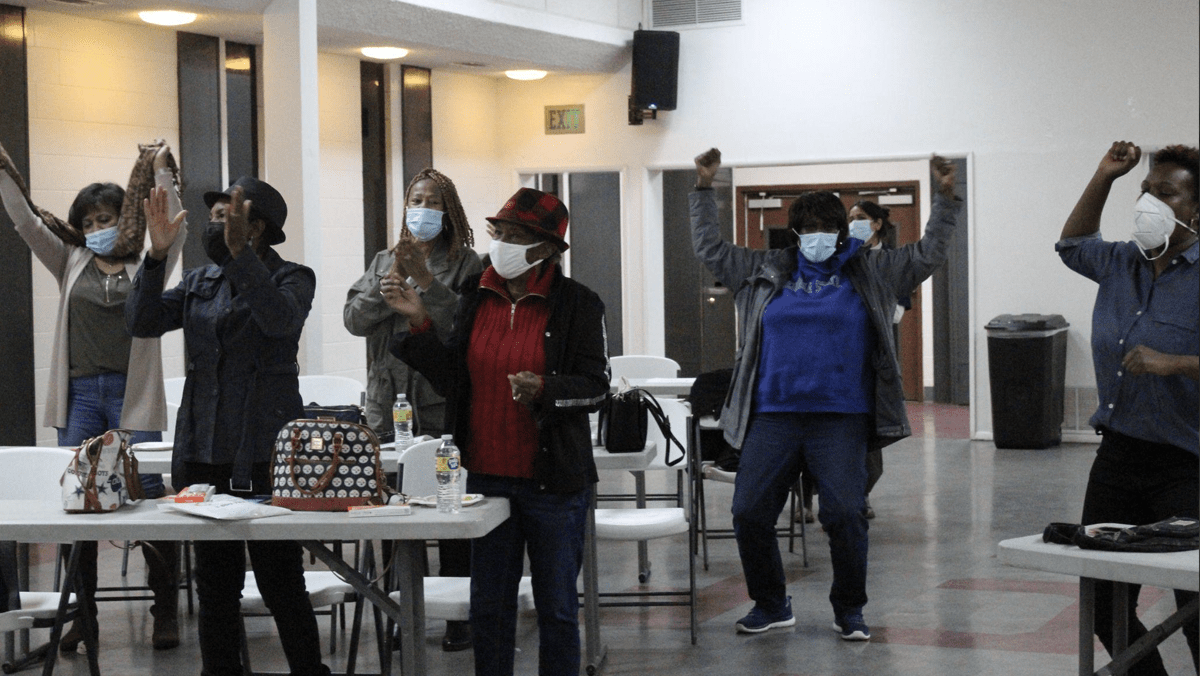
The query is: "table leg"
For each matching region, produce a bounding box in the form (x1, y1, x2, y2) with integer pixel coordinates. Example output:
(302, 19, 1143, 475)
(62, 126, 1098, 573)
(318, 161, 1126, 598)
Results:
(1080, 577, 1095, 676)
(1112, 582, 1129, 656)
(301, 540, 426, 676)
(583, 488, 607, 676)
(634, 471, 650, 583)
(40, 541, 99, 676)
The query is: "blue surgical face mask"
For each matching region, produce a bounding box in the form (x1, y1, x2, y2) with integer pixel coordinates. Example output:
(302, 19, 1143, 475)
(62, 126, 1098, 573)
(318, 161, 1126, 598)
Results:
(798, 232, 839, 263)
(405, 208, 444, 241)
(84, 226, 120, 256)
(848, 219, 874, 242)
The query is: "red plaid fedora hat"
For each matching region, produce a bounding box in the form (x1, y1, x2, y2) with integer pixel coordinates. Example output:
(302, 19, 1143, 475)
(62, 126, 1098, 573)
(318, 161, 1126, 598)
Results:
(485, 188, 570, 250)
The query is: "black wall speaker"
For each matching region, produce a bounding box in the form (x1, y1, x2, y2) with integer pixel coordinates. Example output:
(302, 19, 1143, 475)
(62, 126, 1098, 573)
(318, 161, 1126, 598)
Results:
(631, 29, 679, 111)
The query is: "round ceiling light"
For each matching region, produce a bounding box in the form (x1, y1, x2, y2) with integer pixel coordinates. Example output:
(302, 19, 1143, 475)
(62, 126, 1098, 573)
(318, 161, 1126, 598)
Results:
(138, 10, 197, 26)
(505, 70, 547, 81)
(361, 47, 409, 60)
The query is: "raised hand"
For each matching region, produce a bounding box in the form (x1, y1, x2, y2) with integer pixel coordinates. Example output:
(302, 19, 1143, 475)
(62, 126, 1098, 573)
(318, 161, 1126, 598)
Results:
(143, 186, 186, 261)
(152, 142, 171, 172)
(931, 155, 957, 199)
(223, 186, 254, 257)
(694, 147, 722, 188)
(1096, 140, 1141, 181)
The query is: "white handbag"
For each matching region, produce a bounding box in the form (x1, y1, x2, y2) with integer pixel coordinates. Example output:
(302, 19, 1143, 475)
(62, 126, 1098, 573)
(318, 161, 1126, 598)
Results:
(61, 429, 145, 513)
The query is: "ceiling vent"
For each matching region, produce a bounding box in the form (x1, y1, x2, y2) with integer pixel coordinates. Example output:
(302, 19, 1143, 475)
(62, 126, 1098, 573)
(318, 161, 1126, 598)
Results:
(651, 0, 741, 28)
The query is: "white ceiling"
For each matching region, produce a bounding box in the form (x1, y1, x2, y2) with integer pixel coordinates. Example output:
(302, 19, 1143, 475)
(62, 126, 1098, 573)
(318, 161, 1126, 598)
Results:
(12, 0, 636, 76)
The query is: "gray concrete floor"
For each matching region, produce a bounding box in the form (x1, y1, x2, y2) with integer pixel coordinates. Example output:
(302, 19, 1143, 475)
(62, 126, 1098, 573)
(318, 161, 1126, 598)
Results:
(8, 403, 1197, 675)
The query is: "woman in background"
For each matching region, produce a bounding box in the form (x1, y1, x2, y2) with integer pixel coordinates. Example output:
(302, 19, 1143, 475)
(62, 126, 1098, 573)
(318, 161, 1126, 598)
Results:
(343, 167, 481, 650)
(0, 140, 185, 652)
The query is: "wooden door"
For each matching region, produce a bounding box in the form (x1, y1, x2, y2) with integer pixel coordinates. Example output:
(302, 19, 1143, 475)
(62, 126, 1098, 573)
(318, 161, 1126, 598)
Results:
(735, 181, 924, 402)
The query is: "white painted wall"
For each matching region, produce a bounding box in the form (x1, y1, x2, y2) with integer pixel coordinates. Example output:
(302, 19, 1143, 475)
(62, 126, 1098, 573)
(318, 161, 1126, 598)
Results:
(23, 10, 184, 445)
(462, 0, 1198, 439)
(315, 52, 368, 384)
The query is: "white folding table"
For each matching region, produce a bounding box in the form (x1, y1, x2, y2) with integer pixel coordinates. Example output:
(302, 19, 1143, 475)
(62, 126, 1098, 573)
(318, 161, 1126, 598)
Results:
(998, 529, 1199, 676)
(0, 498, 510, 676)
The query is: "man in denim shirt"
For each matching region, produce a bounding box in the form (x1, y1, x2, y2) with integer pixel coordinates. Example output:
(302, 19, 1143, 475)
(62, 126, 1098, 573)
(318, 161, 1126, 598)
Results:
(1057, 141, 1199, 676)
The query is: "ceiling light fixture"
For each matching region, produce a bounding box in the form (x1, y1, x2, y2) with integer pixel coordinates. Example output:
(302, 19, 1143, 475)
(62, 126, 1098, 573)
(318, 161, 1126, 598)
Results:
(138, 10, 197, 26)
(505, 70, 547, 81)
(361, 47, 409, 60)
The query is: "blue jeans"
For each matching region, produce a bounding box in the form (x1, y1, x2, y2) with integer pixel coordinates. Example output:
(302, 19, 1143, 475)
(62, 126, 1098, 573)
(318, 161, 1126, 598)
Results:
(733, 412, 870, 618)
(466, 473, 590, 676)
(58, 373, 165, 497)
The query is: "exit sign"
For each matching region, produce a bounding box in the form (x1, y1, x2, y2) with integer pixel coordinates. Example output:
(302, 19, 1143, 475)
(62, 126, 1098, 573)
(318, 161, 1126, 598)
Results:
(545, 105, 584, 134)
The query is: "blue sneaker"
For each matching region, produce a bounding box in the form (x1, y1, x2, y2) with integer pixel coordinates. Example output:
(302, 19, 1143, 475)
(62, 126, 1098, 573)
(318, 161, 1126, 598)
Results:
(735, 596, 795, 633)
(832, 612, 871, 641)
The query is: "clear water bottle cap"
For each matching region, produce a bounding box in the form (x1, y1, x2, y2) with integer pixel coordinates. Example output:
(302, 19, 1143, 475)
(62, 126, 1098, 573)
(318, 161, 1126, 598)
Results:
(441, 434, 453, 441)
(397, 393, 407, 401)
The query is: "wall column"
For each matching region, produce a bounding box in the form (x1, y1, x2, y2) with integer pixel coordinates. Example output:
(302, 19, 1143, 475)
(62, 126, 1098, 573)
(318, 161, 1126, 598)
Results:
(262, 0, 322, 373)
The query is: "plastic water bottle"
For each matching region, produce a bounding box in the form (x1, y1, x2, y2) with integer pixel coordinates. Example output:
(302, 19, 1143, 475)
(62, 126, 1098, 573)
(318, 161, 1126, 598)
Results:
(392, 393, 413, 448)
(435, 434, 461, 514)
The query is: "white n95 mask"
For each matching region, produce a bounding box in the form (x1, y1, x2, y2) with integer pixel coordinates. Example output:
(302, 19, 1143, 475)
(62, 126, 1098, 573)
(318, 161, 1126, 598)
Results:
(1132, 192, 1189, 260)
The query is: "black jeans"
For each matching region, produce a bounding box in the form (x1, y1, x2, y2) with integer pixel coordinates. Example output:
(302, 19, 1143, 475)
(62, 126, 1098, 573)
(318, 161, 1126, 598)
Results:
(185, 462, 330, 676)
(1080, 430, 1199, 676)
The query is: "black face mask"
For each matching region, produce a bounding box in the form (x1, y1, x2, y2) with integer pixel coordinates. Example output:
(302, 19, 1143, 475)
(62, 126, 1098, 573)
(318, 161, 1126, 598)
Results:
(203, 221, 231, 264)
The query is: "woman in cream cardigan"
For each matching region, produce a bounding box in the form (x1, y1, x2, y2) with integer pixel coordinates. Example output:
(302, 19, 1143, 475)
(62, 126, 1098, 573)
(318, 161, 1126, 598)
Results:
(0, 141, 187, 652)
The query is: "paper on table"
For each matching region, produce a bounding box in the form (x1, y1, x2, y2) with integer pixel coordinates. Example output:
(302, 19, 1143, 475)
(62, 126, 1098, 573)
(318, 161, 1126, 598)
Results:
(157, 494, 292, 520)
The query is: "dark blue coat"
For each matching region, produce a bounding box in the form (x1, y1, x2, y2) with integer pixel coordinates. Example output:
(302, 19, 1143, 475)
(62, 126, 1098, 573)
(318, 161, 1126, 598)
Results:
(126, 248, 315, 487)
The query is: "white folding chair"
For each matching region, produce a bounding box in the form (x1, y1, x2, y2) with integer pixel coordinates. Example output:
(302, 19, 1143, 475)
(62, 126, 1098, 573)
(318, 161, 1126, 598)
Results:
(0, 447, 87, 673)
(693, 415, 807, 570)
(393, 441, 534, 633)
(239, 569, 356, 665)
(584, 413, 698, 645)
(298, 375, 366, 408)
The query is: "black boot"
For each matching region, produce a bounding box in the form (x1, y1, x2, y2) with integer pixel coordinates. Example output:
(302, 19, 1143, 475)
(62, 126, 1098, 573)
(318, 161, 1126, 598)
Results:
(143, 541, 180, 650)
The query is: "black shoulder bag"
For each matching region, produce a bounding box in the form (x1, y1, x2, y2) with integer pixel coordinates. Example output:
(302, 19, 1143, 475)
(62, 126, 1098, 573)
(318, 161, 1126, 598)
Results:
(596, 387, 685, 467)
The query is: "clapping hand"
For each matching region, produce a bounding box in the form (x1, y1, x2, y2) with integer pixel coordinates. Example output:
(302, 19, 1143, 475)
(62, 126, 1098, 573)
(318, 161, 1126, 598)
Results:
(392, 236, 434, 289)
(509, 371, 543, 406)
(143, 186, 186, 261)
(380, 272, 429, 327)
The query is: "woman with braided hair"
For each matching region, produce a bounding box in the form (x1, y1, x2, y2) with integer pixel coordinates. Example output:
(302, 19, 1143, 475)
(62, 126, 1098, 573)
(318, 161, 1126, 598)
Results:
(0, 140, 186, 652)
(343, 167, 482, 651)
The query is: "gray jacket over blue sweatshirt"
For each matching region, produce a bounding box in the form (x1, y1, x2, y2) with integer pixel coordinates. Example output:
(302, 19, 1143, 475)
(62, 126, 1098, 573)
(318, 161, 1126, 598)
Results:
(688, 189, 960, 450)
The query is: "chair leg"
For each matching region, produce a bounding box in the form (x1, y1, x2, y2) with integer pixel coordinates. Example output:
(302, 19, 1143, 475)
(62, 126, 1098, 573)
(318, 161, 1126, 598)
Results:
(239, 614, 254, 676)
(184, 541, 195, 616)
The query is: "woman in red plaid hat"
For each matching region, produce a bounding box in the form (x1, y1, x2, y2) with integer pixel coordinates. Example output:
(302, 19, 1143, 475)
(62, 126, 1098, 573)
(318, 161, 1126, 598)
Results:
(386, 187, 609, 676)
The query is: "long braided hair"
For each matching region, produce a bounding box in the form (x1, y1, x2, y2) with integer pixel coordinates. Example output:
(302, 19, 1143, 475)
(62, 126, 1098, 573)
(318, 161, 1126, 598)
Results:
(400, 168, 474, 260)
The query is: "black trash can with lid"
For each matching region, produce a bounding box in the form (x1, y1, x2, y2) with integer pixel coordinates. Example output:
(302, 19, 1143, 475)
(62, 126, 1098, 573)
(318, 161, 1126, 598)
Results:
(986, 314, 1069, 449)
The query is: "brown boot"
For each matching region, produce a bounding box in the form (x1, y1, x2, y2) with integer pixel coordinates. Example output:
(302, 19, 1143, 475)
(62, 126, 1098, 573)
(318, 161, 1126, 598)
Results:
(144, 540, 180, 650)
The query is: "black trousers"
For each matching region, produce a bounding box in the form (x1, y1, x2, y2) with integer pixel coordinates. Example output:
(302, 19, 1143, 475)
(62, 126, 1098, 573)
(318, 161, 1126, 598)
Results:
(184, 462, 330, 676)
(1080, 430, 1199, 676)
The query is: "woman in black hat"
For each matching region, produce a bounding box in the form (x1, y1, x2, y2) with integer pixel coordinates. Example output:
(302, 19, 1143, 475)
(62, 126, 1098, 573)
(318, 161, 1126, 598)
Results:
(386, 188, 609, 676)
(127, 177, 330, 676)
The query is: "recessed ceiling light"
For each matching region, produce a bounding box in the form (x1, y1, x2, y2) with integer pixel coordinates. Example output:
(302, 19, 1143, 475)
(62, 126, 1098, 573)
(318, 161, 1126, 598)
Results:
(138, 10, 197, 26)
(361, 47, 409, 60)
(505, 70, 547, 81)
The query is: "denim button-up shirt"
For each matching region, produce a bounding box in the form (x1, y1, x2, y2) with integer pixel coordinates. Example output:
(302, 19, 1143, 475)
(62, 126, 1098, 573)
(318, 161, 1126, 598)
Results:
(1057, 234, 1199, 455)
